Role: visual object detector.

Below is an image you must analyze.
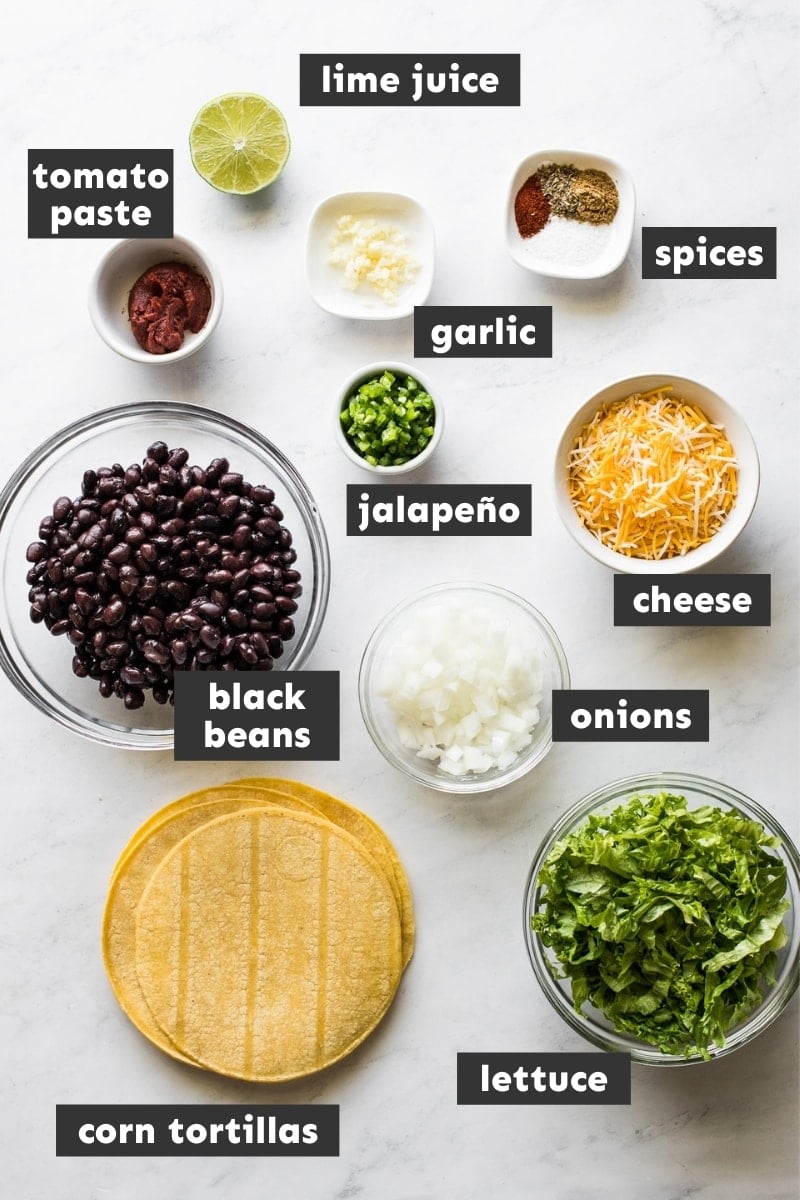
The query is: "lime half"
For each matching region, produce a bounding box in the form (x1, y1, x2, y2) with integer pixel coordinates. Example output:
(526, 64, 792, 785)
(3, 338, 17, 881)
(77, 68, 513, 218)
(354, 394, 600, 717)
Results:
(189, 93, 290, 194)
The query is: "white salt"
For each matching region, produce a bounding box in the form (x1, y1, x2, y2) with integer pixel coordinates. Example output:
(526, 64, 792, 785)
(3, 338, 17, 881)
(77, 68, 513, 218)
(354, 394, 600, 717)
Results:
(519, 215, 613, 269)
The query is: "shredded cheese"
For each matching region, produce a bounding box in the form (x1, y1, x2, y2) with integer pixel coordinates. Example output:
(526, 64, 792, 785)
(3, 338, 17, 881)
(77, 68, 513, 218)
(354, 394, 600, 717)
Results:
(568, 387, 738, 559)
(328, 214, 419, 304)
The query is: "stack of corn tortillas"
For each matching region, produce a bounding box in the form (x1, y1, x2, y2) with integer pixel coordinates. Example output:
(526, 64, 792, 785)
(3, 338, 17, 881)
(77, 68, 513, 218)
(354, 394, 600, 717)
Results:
(103, 778, 414, 1082)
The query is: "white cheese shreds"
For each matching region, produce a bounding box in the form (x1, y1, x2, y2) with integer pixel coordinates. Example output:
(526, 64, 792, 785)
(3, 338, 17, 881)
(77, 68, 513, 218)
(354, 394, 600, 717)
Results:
(328, 214, 419, 304)
(377, 598, 544, 777)
(568, 386, 738, 560)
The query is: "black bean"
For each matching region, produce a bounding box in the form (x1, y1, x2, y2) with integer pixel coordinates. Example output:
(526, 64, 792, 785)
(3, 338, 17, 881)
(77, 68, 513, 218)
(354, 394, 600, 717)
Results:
(248, 629, 269, 656)
(171, 639, 188, 665)
(110, 508, 128, 537)
(142, 640, 170, 665)
(206, 456, 229, 480)
(74, 589, 96, 616)
(179, 611, 203, 630)
(219, 472, 243, 490)
(206, 569, 232, 587)
(119, 665, 145, 688)
(252, 602, 277, 621)
(194, 514, 221, 531)
(97, 477, 124, 500)
(103, 600, 125, 626)
(198, 601, 223, 621)
(165, 580, 189, 604)
(108, 543, 131, 565)
(199, 625, 221, 649)
(226, 607, 247, 630)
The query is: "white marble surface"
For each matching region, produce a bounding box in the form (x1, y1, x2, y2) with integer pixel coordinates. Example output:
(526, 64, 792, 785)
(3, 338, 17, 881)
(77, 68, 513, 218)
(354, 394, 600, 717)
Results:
(2, 1, 798, 1197)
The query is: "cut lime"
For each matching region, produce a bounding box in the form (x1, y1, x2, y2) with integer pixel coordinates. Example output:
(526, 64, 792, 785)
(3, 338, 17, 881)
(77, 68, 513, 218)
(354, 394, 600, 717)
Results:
(189, 93, 290, 194)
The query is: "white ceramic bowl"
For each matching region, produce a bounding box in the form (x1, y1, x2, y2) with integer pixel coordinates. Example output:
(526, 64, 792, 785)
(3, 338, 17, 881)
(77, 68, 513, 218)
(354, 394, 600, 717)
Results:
(335, 361, 443, 476)
(307, 191, 434, 319)
(506, 149, 635, 280)
(554, 374, 760, 574)
(88, 235, 223, 363)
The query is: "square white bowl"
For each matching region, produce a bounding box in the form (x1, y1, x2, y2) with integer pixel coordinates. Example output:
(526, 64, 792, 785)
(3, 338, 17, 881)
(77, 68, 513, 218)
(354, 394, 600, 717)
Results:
(506, 149, 635, 280)
(306, 191, 434, 319)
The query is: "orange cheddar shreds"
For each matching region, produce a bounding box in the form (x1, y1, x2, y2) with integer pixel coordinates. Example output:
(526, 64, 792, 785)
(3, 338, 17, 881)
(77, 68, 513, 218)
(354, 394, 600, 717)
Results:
(568, 387, 738, 560)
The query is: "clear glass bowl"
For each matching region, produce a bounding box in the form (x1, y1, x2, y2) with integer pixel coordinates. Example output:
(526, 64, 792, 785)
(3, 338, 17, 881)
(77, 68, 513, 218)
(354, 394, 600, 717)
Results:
(524, 772, 800, 1065)
(358, 581, 570, 794)
(0, 401, 330, 750)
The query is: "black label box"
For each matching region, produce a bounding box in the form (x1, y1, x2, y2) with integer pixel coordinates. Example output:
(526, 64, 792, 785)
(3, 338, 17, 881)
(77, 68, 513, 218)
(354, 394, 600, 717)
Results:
(173, 671, 340, 761)
(552, 689, 709, 742)
(614, 574, 771, 626)
(413, 306, 552, 358)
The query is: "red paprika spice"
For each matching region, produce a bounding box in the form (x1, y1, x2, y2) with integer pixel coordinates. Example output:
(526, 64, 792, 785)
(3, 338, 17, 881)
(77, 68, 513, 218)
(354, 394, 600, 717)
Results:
(514, 175, 550, 238)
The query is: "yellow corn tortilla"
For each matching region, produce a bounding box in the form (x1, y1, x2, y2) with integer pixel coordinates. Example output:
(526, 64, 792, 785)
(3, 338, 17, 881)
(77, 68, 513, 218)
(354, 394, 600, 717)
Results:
(108, 783, 322, 884)
(103, 791, 321, 1065)
(109, 778, 414, 968)
(239, 777, 415, 968)
(134, 807, 403, 1082)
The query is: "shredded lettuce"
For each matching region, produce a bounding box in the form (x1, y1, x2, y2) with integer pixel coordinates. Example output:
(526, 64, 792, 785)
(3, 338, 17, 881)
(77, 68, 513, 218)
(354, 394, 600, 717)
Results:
(532, 792, 789, 1057)
(340, 371, 435, 467)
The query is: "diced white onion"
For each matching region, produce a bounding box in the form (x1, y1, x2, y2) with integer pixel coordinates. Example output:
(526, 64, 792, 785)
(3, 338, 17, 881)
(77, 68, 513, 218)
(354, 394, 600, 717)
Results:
(377, 597, 544, 777)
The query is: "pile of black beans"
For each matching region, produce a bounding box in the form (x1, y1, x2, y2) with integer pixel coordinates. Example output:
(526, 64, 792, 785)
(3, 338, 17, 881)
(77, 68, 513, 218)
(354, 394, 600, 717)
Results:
(25, 442, 302, 710)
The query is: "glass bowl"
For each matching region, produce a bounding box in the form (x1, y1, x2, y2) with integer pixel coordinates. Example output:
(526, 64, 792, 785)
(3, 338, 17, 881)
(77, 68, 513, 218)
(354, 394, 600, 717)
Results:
(0, 401, 330, 750)
(358, 581, 570, 794)
(524, 772, 800, 1065)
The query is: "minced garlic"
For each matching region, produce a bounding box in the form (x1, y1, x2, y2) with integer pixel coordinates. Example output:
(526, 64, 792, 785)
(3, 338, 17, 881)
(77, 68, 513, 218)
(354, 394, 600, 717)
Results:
(328, 214, 419, 304)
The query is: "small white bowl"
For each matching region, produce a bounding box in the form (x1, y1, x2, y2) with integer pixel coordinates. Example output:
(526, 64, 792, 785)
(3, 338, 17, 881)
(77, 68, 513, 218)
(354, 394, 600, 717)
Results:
(506, 149, 635, 280)
(307, 192, 434, 319)
(88, 235, 223, 363)
(335, 361, 443, 476)
(554, 374, 760, 574)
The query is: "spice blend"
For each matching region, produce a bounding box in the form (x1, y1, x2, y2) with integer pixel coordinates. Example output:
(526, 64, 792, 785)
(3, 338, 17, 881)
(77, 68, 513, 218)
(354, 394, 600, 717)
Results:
(514, 161, 619, 238)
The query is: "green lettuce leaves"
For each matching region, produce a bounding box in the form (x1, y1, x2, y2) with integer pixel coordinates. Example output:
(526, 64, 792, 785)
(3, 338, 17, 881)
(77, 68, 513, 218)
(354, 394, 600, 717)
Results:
(532, 792, 789, 1057)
